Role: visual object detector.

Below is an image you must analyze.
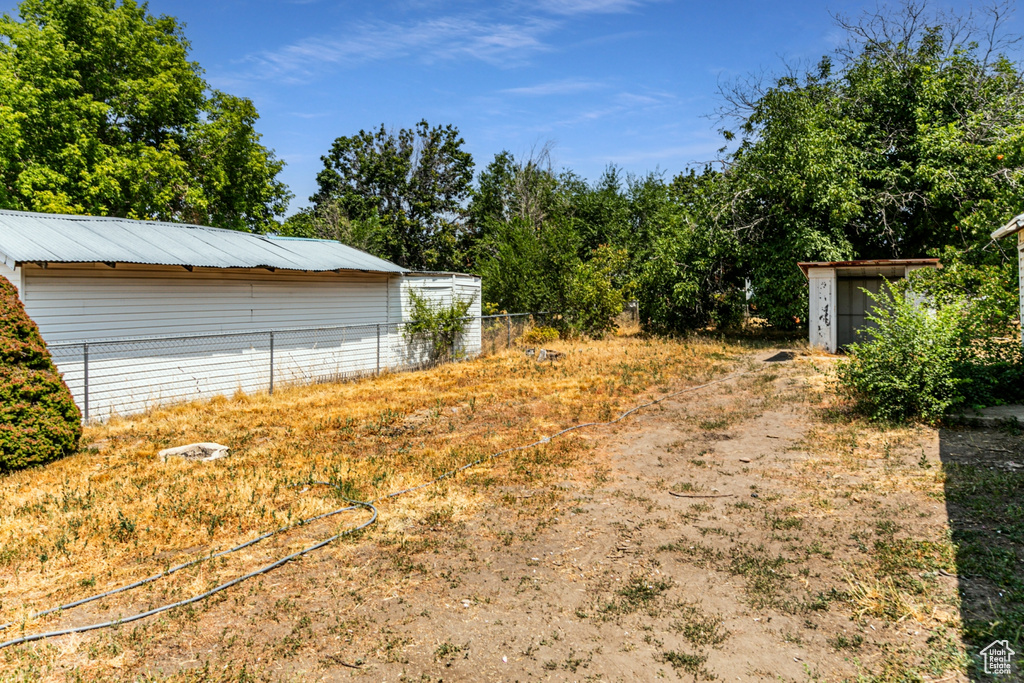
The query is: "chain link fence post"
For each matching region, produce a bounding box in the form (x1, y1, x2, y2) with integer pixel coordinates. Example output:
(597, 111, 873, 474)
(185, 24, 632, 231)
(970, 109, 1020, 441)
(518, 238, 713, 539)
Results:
(269, 331, 275, 396)
(51, 313, 542, 421)
(83, 342, 89, 423)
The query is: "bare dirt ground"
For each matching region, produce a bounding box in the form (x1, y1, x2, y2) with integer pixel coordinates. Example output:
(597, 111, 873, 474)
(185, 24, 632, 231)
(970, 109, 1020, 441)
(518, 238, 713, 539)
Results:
(6, 341, 1020, 682)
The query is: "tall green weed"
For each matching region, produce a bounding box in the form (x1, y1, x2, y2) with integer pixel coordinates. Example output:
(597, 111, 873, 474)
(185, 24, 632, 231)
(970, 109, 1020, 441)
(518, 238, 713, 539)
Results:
(836, 279, 1023, 423)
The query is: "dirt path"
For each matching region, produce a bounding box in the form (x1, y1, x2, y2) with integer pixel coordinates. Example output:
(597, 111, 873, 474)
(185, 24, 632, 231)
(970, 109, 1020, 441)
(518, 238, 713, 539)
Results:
(15, 347, 993, 682)
(296, 350, 961, 682)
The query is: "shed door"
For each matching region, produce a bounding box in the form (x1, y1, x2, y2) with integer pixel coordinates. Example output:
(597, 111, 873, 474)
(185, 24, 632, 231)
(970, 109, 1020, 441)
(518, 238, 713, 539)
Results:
(836, 277, 895, 348)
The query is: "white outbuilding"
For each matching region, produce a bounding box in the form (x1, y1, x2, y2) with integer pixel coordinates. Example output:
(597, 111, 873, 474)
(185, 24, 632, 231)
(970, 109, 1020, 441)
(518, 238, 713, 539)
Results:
(991, 213, 1024, 342)
(0, 210, 481, 419)
(799, 258, 941, 353)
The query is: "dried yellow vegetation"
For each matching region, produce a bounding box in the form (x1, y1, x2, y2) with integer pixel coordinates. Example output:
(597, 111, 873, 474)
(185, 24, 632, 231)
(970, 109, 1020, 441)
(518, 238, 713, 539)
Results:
(0, 329, 746, 632)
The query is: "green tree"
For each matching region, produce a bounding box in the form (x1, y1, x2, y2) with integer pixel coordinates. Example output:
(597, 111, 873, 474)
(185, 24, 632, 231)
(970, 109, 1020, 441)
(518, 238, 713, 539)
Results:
(467, 146, 561, 243)
(476, 216, 582, 317)
(279, 202, 390, 255)
(565, 245, 629, 338)
(563, 165, 631, 255)
(309, 120, 475, 270)
(634, 170, 743, 333)
(475, 218, 552, 314)
(718, 2, 1024, 325)
(184, 92, 292, 231)
(470, 149, 631, 336)
(0, 0, 290, 231)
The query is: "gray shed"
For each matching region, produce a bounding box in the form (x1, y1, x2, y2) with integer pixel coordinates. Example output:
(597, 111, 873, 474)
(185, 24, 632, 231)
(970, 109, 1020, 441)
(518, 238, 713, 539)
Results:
(991, 213, 1024, 342)
(799, 258, 941, 353)
(0, 210, 482, 418)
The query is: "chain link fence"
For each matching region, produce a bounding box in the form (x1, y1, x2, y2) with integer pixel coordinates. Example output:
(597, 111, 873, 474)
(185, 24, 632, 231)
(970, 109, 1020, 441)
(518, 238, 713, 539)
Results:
(48, 313, 544, 422)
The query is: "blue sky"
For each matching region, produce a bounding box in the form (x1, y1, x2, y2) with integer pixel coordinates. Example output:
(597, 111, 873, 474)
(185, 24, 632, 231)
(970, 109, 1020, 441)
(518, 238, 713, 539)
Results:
(2, 1, 1014, 213)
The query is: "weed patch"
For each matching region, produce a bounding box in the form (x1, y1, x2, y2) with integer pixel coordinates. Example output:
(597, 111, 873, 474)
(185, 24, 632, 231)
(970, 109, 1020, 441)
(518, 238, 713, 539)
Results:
(657, 649, 712, 679)
(598, 574, 674, 617)
(672, 603, 730, 647)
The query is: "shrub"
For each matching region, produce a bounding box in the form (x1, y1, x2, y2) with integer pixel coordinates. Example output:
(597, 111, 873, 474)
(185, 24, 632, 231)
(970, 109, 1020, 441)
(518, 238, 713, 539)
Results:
(521, 325, 559, 345)
(563, 245, 628, 338)
(0, 274, 81, 471)
(836, 280, 1024, 423)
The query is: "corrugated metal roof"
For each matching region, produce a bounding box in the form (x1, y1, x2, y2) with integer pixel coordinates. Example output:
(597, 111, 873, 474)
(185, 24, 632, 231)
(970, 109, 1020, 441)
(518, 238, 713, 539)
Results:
(405, 271, 482, 278)
(0, 210, 407, 273)
(798, 258, 941, 278)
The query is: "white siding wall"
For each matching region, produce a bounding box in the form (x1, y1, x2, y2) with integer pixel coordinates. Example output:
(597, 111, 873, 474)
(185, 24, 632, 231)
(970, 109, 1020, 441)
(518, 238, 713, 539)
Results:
(1019, 233, 1024, 343)
(397, 274, 482, 366)
(25, 264, 394, 419)
(457, 275, 484, 357)
(808, 268, 836, 352)
(21, 264, 482, 420)
(0, 261, 21, 295)
(21, 263, 391, 342)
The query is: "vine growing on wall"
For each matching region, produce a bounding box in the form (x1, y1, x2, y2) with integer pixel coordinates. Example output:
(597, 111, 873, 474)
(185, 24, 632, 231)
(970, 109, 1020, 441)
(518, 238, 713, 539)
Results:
(403, 291, 476, 363)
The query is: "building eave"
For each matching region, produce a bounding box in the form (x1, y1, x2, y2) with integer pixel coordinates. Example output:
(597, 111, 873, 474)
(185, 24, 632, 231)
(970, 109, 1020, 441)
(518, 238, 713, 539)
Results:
(992, 213, 1024, 241)
(797, 258, 941, 278)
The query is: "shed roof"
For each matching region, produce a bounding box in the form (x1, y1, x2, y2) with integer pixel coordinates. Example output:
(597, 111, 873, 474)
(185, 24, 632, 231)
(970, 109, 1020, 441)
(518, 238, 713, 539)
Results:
(798, 258, 941, 278)
(404, 271, 482, 279)
(992, 213, 1024, 241)
(0, 210, 407, 273)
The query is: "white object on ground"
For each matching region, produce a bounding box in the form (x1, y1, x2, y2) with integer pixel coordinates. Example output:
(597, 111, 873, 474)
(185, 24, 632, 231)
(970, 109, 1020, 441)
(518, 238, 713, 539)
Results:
(158, 442, 230, 462)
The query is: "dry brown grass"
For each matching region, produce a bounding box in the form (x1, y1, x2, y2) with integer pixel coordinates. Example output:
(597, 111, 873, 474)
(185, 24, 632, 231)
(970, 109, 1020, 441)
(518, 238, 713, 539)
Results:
(0, 330, 745, 637)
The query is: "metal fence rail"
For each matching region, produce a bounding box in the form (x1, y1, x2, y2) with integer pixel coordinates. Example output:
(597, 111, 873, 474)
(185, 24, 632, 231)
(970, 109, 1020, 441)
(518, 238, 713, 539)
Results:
(47, 314, 542, 422)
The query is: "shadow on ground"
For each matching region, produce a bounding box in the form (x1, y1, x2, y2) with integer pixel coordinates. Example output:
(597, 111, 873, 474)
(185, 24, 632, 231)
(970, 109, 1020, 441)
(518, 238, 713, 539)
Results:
(940, 423, 1024, 680)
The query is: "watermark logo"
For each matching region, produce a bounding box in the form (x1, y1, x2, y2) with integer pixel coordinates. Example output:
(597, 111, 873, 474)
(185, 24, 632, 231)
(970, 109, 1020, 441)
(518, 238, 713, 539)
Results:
(980, 640, 1015, 676)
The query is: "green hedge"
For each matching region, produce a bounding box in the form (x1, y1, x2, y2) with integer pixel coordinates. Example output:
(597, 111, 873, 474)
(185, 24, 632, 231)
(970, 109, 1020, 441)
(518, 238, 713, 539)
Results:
(0, 274, 81, 471)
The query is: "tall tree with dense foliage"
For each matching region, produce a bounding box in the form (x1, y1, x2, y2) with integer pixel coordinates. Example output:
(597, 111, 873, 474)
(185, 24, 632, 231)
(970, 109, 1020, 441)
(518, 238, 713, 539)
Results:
(470, 150, 637, 336)
(470, 150, 584, 322)
(466, 148, 561, 248)
(301, 120, 474, 271)
(0, 0, 290, 231)
(718, 1, 1024, 326)
(632, 170, 744, 332)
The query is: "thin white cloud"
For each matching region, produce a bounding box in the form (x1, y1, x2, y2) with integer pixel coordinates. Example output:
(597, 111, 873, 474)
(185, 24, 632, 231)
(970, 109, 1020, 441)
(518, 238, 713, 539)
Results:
(234, 0, 666, 84)
(288, 111, 333, 119)
(537, 0, 644, 15)
(539, 105, 625, 129)
(246, 16, 557, 83)
(501, 79, 606, 96)
(543, 89, 673, 125)
(615, 92, 661, 105)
